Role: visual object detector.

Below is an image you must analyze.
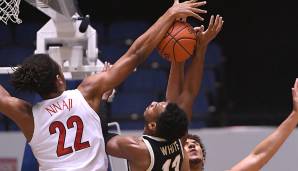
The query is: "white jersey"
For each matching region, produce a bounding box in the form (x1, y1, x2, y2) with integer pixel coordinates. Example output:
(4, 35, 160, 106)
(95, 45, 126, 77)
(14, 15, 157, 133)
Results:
(29, 89, 108, 171)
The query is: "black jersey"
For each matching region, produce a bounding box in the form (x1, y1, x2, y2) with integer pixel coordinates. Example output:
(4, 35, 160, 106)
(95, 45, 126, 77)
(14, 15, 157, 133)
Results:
(142, 135, 184, 171)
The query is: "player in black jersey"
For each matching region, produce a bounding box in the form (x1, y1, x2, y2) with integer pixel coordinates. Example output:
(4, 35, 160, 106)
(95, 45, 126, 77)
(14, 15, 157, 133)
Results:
(106, 13, 224, 171)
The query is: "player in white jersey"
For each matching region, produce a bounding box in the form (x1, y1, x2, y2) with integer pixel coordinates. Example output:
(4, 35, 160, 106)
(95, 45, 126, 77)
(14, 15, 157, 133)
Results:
(0, 1, 205, 170)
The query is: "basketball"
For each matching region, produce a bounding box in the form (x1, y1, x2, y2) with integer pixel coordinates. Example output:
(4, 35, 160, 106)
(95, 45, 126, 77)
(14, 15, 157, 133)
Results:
(157, 21, 197, 62)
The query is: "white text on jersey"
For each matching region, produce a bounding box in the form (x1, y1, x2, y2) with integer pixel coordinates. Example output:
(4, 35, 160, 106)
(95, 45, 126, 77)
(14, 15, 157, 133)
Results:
(160, 141, 180, 156)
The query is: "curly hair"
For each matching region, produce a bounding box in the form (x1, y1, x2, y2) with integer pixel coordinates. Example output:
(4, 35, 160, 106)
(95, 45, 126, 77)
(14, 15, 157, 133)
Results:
(185, 133, 206, 169)
(155, 103, 188, 141)
(10, 54, 61, 96)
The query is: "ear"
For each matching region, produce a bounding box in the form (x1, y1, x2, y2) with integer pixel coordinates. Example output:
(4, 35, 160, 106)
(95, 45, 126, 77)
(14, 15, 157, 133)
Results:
(148, 122, 157, 131)
(56, 74, 65, 86)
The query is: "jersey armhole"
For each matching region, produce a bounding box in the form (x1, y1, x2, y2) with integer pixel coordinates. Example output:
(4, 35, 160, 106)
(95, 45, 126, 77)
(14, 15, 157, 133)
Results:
(143, 138, 155, 171)
(178, 139, 184, 159)
(28, 107, 38, 145)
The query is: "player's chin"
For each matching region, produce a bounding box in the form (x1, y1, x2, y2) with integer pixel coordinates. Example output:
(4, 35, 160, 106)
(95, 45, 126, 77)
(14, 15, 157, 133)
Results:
(189, 157, 202, 165)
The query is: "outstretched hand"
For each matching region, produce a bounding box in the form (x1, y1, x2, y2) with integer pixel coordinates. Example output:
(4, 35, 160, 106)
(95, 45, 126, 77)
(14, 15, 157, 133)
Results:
(170, 0, 207, 21)
(194, 14, 224, 47)
(292, 78, 298, 113)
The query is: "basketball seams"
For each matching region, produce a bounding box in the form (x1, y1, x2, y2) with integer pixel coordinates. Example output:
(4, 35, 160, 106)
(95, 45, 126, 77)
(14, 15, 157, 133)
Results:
(158, 21, 196, 62)
(160, 25, 189, 56)
(175, 37, 196, 55)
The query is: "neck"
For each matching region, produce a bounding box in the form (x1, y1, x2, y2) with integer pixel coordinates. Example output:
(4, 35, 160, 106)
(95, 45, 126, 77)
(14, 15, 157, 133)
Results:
(43, 90, 64, 100)
(190, 162, 203, 171)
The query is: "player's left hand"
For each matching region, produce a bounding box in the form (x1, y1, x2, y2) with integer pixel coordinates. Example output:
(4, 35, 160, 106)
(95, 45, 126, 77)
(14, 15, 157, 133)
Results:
(194, 14, 224, 47)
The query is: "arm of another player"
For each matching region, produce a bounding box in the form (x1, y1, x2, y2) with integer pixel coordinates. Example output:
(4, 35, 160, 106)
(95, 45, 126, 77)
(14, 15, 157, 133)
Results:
(106, 135, 147, 161)
(177, 15, 223, 120)
(229, 79, 298, 171)
(78, 0, 207, 103)
(166, 61, 185, 103)
(0, 85, 33, 141)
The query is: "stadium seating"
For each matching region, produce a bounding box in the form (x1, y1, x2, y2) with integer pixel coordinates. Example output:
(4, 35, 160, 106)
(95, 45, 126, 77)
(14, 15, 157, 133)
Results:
(107, 20, 151, 45)
(100, 44, 128, 63)
(121, 68, 167, 93)
(111, 91, 157, 118)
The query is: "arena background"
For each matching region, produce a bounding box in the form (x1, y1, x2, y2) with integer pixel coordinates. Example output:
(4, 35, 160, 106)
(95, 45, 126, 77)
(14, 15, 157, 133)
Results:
(0, 0, 298, 171)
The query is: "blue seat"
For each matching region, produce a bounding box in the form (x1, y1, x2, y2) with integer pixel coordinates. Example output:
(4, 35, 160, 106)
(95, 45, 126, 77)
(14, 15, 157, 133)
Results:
(192, 89, 209, 114)
(0, 25, 13, 45)
(15, 22, 44, 46)
(121, 68, 167, 93)
(108, 20, 151, 45)
(66, 80, 82, 90)
(144, 50, 170, 69)
(116, 120, 145, 130)
(9, 122, 20, 131)
(0, 46, 34, 67)
(189, 120, 206, 129)
(201, 69, 217, 95)
(205, 42, 223, 66)
(100, 45, 128, 63)
(0, 75, 13, 88)
(0, 118, 6, 131)
(111, 92, 157, 118)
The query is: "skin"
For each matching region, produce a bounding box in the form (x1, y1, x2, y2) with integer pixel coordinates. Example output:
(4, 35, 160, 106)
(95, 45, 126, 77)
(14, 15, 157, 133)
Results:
(106, 13, 223, 171)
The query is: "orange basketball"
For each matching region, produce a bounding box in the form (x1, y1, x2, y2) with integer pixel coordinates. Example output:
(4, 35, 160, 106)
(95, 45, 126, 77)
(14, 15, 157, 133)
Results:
(157, 21, 197, 62)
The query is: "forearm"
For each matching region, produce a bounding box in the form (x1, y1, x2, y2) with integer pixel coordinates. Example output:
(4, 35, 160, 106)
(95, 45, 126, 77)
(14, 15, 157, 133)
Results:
(106, 135, 139, 160)
(0, 85, 11, 112)
(252, 111, 298, 159)
(166, 61, 184, 103)
(182, 45, 207, 99)
(231, 111, 298, 171)
(126, 10, 176, 63)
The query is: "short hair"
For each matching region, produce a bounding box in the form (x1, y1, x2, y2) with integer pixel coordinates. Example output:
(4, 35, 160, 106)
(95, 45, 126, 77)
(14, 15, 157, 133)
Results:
(185, 133, 206, 168)
(155, 103, 188, 141)
(11, 54, 61, 96)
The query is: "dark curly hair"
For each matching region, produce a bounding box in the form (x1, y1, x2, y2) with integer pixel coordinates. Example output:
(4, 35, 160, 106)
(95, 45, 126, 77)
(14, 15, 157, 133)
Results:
(185, 133, 206, 170)
(155, 103, 188, 141)
(10, 54, 61, 96)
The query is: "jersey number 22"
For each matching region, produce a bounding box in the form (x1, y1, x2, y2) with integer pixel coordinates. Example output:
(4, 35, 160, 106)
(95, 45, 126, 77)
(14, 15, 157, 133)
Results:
(49, 115, 90, 157)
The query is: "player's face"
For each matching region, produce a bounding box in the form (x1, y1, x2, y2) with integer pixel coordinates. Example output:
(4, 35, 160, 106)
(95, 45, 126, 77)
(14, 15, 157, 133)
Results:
(144, 101, 168, 121)
(184, 138, 204, 162)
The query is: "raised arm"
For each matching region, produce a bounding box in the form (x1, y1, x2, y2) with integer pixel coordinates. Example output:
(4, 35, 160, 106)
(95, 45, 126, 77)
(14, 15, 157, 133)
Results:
(177, 15, 223, 120)
(78, 0, 207, 108)
(0, 85, 33, 140)
(229, 79, 298, 171)
(166, 61, 185, 103)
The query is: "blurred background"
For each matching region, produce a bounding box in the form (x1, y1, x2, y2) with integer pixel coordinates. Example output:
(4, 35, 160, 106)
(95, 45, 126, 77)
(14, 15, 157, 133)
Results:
(0, 0, 298, 170)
